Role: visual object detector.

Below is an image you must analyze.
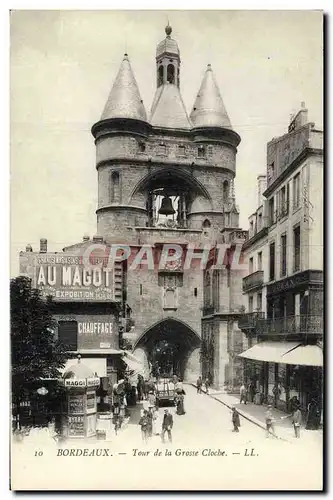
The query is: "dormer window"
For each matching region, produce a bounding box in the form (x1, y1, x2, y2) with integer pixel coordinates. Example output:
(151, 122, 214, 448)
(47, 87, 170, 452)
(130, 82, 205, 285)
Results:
(198, 146, 206, 158)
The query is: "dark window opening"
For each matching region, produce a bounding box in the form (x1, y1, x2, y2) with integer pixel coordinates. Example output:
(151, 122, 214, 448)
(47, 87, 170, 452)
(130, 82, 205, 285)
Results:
(198, 145, 206, 158)
(223, 180, 229, 202)
(268, 197, 275, 225)
(58, 321, 78, 351)
(293, 225, 301, 272)
(269, 242, 275, 281)
(139, 284, 143, 295)
(167, 64, 175, 84)
(281, 233, 287, 277)
(202, 219, 211, 229)
(158, 65, 164, 86)
(138, 141, 146, 153)
(293, 173, 300, 209)
(194, 288, 198, 297)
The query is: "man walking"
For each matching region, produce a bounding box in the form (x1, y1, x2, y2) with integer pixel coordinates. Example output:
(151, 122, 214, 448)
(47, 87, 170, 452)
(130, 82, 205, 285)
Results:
(240, 383, 247, 404)
(138, 410, 149, 443)
(231, 407, 240, 432)
(161, 409, 173, 443)
(197, 376, 203, 394)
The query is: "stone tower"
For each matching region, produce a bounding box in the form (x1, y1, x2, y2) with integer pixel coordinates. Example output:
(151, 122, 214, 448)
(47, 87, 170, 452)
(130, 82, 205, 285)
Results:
(91, 25, 246, 387)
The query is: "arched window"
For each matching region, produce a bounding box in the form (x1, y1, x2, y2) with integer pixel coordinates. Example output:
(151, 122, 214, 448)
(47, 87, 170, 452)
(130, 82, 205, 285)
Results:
(110, 171, 120, 203)
(223, 180, 229, 202)
(167, 64, 175, 84)
(158, 66, 164, 87)
(202, 219, 211, 229)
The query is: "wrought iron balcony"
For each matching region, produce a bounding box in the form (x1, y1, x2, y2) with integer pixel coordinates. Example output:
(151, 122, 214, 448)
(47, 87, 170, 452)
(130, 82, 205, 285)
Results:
(238, 312, 265, 331)
(242, 270, 264, 292)
(257, 315, 323, 336)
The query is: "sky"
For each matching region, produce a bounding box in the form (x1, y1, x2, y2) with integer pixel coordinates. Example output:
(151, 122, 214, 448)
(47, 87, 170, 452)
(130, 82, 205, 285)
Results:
(10, 10, 323, 277)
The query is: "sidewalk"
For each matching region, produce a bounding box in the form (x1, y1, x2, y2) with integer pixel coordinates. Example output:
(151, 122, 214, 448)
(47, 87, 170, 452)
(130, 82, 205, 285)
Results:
(191, 384, 323, 446)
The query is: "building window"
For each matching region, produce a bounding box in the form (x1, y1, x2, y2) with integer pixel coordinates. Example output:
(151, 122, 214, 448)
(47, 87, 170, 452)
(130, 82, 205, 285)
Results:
(293, 173, 301, 209)
(269, 161, 275, 181)
(159, 143, 166, 155)
(250, 220, 254, 235)
(249, 257, 254, 274)
(194, 288, 198, 297)
(207, 145, 213, 157)
(138, 141, 146, 153)
(178, 145, 186, 156)
(293, 225, 301, 272)
(249, 296, 254, 313)
(257, 292, 262, 311)
(257, 251, 262, 271)
(110, 171, 120, 203)
(258, 213, 262, 230)
(223, 180, 229, 202)
(269, 242, 275, 281)
(158, 65, 164, 86)
(167, 64, 175, 84)
(198, 145, 206, 158)
(268, 197, 275, 226)
(139, 284, 143, 295)
(58, 321, 78, 351)
(281, 233, 287, 277)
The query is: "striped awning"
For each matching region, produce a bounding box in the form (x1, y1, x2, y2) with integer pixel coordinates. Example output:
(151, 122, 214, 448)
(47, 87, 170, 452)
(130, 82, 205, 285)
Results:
(238, 341, 323, 367)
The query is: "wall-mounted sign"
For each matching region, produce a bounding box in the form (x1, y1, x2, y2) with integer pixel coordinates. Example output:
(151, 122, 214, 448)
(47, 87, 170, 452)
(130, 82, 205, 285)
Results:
(30, 254, 117, 302)
(78, 322, 113, 335)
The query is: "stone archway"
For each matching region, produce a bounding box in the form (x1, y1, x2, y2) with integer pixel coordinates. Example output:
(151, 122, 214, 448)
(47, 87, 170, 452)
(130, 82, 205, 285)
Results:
(133, 318, 201, 381)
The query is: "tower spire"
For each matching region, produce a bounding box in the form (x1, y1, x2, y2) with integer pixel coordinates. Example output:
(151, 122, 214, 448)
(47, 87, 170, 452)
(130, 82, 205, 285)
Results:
(100, 53, 147, 122)
(190, 64, 232, 130)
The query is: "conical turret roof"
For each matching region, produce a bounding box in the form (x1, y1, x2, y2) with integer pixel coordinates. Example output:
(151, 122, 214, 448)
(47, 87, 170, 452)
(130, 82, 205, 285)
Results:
(150, 83, 192, 129)
(190, 64, 232, 129)
(101, 54, 147, 122)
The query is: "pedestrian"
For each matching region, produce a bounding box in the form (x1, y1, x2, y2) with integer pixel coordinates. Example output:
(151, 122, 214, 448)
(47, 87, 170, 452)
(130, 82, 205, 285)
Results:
(281, 404, 302, 438)
(306, 397, 321, 430)
(175, 391, 186, 415)
(292, 406, 302, 438)
(265, 405, 276, 438)
(138, 410, 149, 443)
(231, 407, 240, 432)
(146, 407, 154, 438)
(152, 407, 161, 435)
(247, 380, 256, 403)
(240, 383, 247, 404)
(204, 378, 210, 395)
(197, 376, 203, 394)
(148, 390, 156, 409)
(161, 409, 173, 443)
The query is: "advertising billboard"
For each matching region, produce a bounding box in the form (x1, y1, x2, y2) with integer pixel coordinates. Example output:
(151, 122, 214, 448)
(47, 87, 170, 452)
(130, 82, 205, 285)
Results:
(20, 253, 118, 302)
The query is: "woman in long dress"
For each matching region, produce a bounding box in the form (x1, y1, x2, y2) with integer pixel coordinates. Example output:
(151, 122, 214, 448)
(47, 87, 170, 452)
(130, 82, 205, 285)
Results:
(176, 392, 186, 415)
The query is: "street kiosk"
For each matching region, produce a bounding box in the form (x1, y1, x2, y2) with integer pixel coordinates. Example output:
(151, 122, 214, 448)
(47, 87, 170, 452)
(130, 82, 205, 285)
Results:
(62, 356, 100, 439)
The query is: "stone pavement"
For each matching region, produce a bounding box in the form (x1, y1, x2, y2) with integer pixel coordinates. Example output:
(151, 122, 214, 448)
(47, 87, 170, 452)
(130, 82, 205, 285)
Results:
(191, 384, 323, 446)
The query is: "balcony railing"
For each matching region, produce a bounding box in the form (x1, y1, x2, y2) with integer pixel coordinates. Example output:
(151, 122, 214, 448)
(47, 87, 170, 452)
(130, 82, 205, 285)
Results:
(257, 315, 323, 336)
(242, 270, 264, 292)
(238, 312, 265, 331)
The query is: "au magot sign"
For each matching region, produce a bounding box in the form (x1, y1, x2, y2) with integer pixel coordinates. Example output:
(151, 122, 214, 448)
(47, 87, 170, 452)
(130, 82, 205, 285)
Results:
(33, 254, 115, 302)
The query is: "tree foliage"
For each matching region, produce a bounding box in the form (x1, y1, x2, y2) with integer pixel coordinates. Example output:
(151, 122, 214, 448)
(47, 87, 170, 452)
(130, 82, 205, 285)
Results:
(11, 276, 72, 403)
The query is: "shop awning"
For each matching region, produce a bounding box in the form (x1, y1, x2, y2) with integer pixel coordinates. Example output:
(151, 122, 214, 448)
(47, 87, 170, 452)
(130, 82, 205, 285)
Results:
(60, 358, 107, 378)
(238, 341, 300, 363)
(281, 344, 323, 367)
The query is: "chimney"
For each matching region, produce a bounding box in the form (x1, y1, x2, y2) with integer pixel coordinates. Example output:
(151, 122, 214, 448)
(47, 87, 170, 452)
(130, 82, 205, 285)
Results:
(25, 244, 33, 252)
(83, 234, 90, 242)
(257, 175, 267, 207)
(40, 238, 47, 253)
(92, 234, 104, 244)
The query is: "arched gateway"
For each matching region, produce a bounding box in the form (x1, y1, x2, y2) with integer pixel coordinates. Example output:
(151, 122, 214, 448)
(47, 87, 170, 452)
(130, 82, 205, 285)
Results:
(133, 318, 201, 382)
